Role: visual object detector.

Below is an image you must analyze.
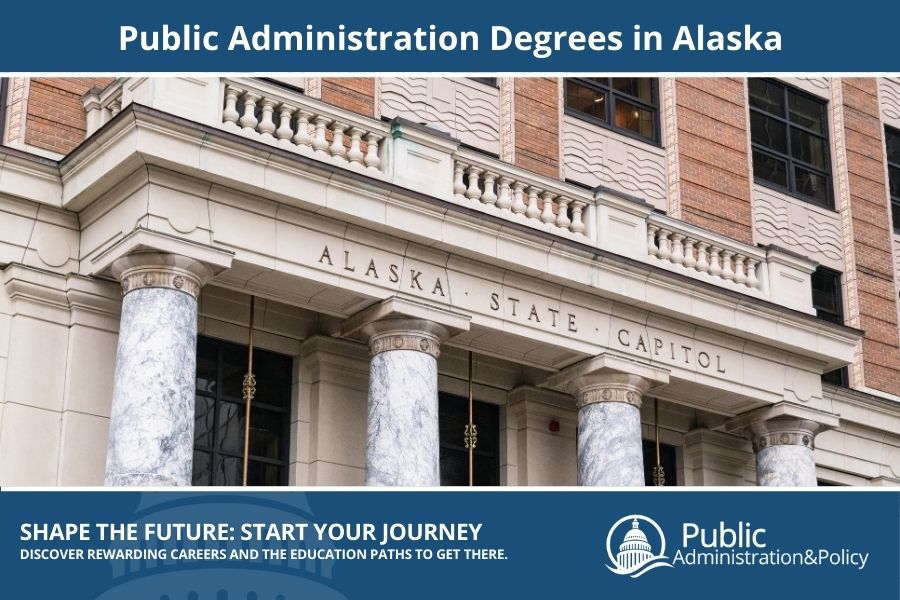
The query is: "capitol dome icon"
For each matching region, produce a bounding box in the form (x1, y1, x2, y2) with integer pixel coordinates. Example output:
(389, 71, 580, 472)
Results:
(616, 519, 654, 570)
(605, 514, 674, 578)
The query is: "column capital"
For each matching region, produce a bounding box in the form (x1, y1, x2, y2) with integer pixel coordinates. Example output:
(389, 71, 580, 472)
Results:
(545, 351, 669, 409)
(89, 228, 233, 290)
(341, 297, 470, 359)
(111, 252, 215, 300)
(725, 402, 840, 452)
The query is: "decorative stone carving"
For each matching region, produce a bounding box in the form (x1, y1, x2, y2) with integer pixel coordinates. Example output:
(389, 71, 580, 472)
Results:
(119, 266, 202, 299)
(380, 77, 500, 154)
(577, 384, 644, 409)
(369, 331, 441, 359)
(562, 114, 667, 211)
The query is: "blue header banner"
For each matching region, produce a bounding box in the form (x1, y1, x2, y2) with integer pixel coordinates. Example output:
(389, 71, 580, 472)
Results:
(1, 0, 899, 72)
(2, 489, 898, 599)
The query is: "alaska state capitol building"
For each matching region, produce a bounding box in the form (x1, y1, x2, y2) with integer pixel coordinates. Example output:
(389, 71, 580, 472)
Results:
(1, 76, 900, 488)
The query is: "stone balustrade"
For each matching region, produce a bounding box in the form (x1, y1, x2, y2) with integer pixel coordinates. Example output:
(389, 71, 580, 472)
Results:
(451, 154, 592, 239)
(220, 80, 389, 176)
(79, 77, 818, 314)
(82, 80, 126, 136)
(646, 216, 766, 293)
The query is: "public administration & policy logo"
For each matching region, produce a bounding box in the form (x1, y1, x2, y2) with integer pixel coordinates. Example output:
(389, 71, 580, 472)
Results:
(604, 513, 871, 580)
(605, 515, 674, 578)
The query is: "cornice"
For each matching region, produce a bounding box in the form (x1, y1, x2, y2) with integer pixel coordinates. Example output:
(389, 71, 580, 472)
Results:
(18, 104, 862, 368)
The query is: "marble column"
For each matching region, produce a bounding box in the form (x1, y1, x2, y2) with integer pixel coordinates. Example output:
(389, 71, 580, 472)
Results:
(363, 318, 448, 486)
(726, 403, 839, 487)
(575, 375, 651, 486)
(105, 253, 212, 486)
(547, 354, 669, 487)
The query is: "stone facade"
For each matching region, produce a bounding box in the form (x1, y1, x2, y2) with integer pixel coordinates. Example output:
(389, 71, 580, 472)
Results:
(1, 76, 900, 488)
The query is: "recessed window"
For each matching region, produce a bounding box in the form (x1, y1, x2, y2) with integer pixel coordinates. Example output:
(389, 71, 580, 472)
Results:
(749, 79, 833, 208)
(439, 393, 499, 486)
(642, 440, 677, 486)
(468, 77, 498, 87)
(565, 78, 660, 144)
(886, 126, 900, 233)
(193, 336, 292, 486)
(811, 267, 848, 386)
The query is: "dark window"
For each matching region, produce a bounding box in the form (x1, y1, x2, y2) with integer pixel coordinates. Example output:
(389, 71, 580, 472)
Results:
(811, 267, 849, 386)
(642, 440, 677, 486)
(439, 393, 500, 486)
(565, 78, 660, 144)
(193, 335, 292, 486)
(468, 77, 498, 87)
(749, 79, 833, 208)
(886, 126, 900, 233)
(0, 78, 7, 144)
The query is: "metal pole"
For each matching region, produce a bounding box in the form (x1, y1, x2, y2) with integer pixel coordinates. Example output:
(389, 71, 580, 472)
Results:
(653, 397, 665, 486)
(464, 351, 477, 486)
(241, 295, 256, 486)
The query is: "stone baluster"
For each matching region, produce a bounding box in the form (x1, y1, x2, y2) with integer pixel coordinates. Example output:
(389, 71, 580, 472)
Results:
(746, 259, 760, 289)
(496, 177, 513, 212)
(239, 93, 260, 134)
(570, 201, 586, 235)
(275, 104, 295, 148)
(525, 187, 541, 220)
(364, 134, 382, 172)
(257, 98, 277, 142)
(481, 172, 498, 206)
(292, 110, 313, 149)
(312, 116, 330, 155)
(222, 86, 242, 130)
(670, 234, 686, 265)
(347, 127, 365, 165)
(695, 242, 710, 272)
(683, 239, 697, 269)
(329, 121, 348, 160)
(647, 225, 660, 257)
(733, 255, 748, 285)
(540, 192, 556, 226)
(721, 251, 735, 281)
(708, 246, 722, 277)
(453, 163, 467, 200)
(556, 197, 572, 230)
(465, 166, 483, 201)
(657, 229, 672, 261)
(511, 182, 528, 215)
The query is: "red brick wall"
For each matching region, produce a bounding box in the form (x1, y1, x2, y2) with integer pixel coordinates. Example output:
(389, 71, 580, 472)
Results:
(321, 78, 375, 117)
(24, 78, 114, 155)
(675, 78, 753, 243)
(513, 78, 559, 178)
(841, 78, 900, 396)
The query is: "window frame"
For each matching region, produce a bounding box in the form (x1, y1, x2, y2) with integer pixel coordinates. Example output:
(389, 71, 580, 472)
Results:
(193, 335, 292, 486)
(0, 78, 8, 144)
(749, 78, 834, 210)
(564, 77, 661, 146)
(467, 77, 498, 87)
(811, 266, 849, 387)
(885, 125, 900, 234)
